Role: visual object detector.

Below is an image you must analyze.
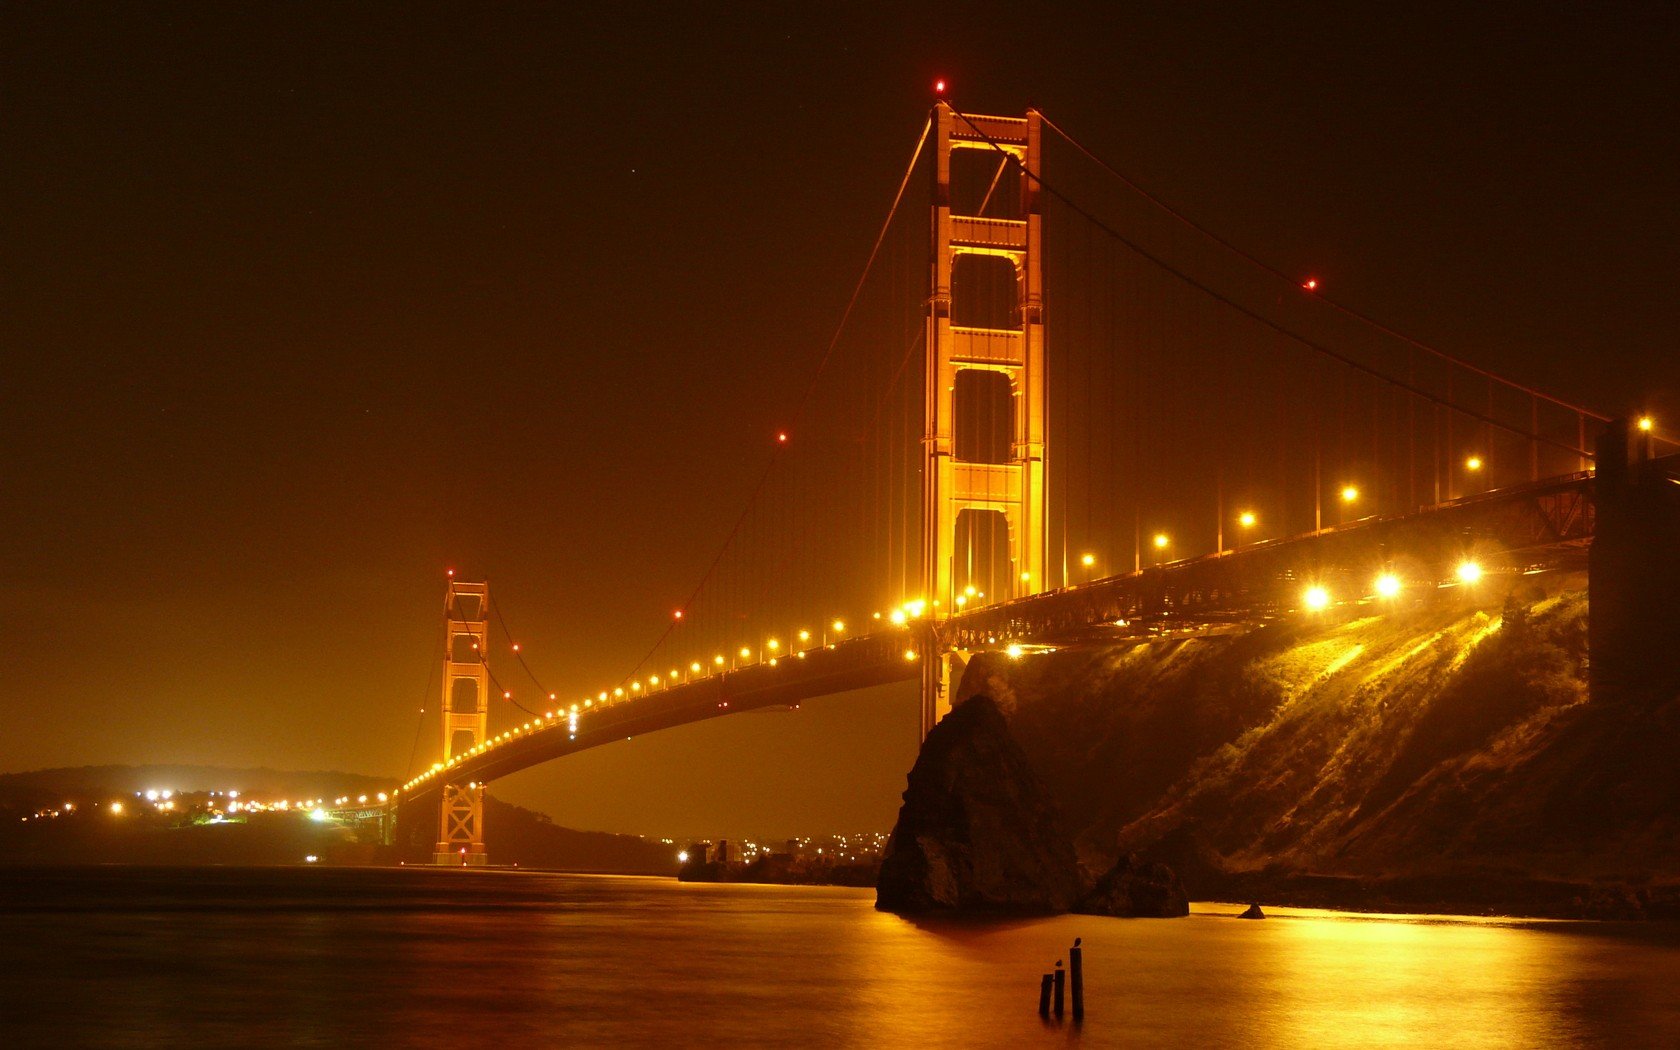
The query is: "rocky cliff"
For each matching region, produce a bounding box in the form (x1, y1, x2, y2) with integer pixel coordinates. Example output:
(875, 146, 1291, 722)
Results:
(958, 575, 1680, 917)
(876, 696, 1085, 914)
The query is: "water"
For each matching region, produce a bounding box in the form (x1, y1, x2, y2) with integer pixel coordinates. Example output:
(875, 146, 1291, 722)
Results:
(4, 867, 1679, 1048)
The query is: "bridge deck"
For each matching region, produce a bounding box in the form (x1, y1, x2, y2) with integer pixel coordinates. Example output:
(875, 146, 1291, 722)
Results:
(398, 471, 1605, 804)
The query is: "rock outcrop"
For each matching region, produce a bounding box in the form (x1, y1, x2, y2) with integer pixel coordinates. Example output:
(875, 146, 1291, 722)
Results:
(876, 696, 1084, 914)
(1076, 852, 1190, 917)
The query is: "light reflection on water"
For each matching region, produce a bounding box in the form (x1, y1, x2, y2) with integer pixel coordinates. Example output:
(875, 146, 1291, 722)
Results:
(3, 868, 1677, 1048)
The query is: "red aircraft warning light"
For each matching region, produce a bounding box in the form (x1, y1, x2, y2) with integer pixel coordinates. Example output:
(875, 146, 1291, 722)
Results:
(1302, 278, 1319, 292)
(934, 79, 947, 95)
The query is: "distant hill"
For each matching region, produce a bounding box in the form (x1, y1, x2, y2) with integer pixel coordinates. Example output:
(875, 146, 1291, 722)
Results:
(0, 765, 678, 875)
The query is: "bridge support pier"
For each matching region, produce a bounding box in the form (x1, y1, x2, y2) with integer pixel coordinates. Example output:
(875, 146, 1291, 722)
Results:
(1589, 420, 1680, 705)
(920, 644, 968, 739)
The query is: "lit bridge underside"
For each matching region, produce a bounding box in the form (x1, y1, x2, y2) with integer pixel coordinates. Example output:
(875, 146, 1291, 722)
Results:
(394, 468, 1617, 811)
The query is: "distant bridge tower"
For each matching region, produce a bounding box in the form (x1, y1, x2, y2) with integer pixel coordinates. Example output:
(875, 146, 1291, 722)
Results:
(921, 103, 1048, 735)
(434, 579, 490, 866)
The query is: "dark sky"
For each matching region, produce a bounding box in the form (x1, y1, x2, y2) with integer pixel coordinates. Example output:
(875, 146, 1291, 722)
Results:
(4, 3, 1674, 838)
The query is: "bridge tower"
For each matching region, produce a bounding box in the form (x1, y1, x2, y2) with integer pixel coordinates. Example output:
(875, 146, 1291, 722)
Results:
(434, 579, 490, 866)
(921, 102, 1048, 736)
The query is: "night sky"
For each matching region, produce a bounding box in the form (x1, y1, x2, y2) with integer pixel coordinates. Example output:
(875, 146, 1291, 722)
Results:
(4, 4, 1674, 838)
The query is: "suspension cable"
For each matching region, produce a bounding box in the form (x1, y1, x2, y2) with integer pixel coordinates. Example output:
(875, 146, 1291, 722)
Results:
(617, 113, 934, 685)
(949, 106, 1593, 458)
(1037, 113, 1611, 422)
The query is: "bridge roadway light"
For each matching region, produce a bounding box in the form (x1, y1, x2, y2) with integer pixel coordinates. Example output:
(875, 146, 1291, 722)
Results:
(1303, 585, 1331, 612)
(832, 620, 845, 634)
(1638, 416, 1654, 432)
(1239, 511, 1257, 529)
(1465, 455, 1483, 472)
(1080, 552, 1096, 569)
(1456, 560, 1484, 584)
(1340, 485, 1359, 504)
(1152, 533, 1170, 551)
(1375, 573, 1402, 599)
(889, 609, 908, 626)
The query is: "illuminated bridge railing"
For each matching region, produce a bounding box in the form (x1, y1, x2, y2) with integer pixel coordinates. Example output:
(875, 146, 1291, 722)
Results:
(941, 472, 1597, 649)
(395, 631, 920, 803)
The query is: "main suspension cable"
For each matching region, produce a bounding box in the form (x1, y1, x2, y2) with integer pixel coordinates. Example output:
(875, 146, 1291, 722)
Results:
(950, 106, 1593, 458)
(1038, 113, 1610, 422)
(617, 113, 934, 685)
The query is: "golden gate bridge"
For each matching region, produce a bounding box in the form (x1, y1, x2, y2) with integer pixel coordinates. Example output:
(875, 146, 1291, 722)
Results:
(342, 99, 1676, 864)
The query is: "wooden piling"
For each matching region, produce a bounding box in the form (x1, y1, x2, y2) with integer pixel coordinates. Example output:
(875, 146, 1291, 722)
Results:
(1053, 959, 1065, 1018)
(1070, 939, 1084, 1021)
(1038, 973, 1052, 1017)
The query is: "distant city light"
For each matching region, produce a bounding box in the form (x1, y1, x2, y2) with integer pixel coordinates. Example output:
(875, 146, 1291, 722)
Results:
(677, 851, 689, 863)
(109, 802, 124, 816)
